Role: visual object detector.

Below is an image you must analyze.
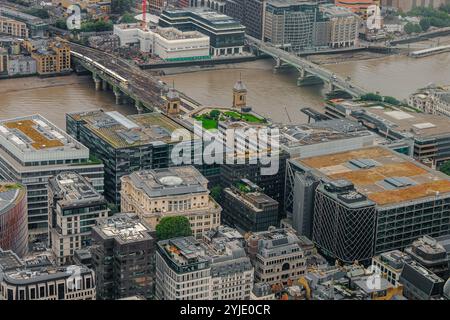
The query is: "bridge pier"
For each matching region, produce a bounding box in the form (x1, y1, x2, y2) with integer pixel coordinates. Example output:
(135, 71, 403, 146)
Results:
(102, 80, 109, 91)
(113, 87, 123, 105)
(273, 58, 291, 74)
(135, 100, 144, 114)
(93, 74, 101, 91)
(325, 81, 336, 93)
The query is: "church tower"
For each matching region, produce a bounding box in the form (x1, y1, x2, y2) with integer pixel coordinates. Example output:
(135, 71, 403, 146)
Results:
(165, 87, 181, 115)
(232, 78, 247, 109)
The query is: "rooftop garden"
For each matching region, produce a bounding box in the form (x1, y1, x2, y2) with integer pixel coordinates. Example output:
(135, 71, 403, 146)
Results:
(235, 182, 252, 193)
(0, 183, 22, 193)
(193, 109, 266, 130)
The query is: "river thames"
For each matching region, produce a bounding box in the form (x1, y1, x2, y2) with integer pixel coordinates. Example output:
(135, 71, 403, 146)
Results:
(0, 49, 449, 126)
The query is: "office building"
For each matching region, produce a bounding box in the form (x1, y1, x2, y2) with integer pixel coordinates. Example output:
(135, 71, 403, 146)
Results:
(155, 231, 254, 300)
(0, 17, 28, 38)
(0, 182, 28, 257)
(189, 0, 227, 13)
(399, 261, 446, 300)
(114, 24, 210, 61)
(321, 4, 359, 48)
(246, 228, 306, 285)
(405, 235, 450, 279)
(0, 115, 104, 238)
(371, 250, 412, 287)
(66, 110, 192, 205)
(120, 166, 221, 239)
(221, 179, 278, 232)
(264, 1, 321, 51)
(325, 99, 450, 169)
(48, 172, 109, 266)
(0, 248, 96, 300)
(220, 150, 288, 217)
(91, 212, 156, 300)
(289, 146, 450, 263)
(280, 119, 375, 229)
(159, 9, 245, 57)
(225, 0, 267, 40)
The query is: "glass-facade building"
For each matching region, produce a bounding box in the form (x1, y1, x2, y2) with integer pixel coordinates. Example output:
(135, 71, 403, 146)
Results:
(158, 9, 246, 56)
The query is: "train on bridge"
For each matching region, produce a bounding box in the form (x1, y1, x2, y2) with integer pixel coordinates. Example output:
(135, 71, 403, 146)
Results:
(71, 51, 129, 87)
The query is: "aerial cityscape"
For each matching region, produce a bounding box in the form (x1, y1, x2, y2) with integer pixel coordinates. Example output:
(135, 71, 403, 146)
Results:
(1, 0, 450, 306)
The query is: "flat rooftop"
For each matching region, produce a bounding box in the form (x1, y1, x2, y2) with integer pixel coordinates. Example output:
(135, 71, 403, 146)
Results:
(50, 172, 104, 208)
(295, 146, 450, 206)
(155, 27, 208, 40)
(68, 110, 194, 148)
(125, 166, 208, 198)
(0, 115, 88, 163)
(279, 119, 372, 148)
(224, 188, 277, 212)
(94, 213, 153, 243)
(161, 9, 244, 30)
(0, 249, 24, 271)
(364, 108, 450, 138)
(159, 237, 208, 268)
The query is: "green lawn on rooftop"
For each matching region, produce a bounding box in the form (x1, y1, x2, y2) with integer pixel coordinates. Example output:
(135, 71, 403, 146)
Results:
(195, 110, 265, 130)
(194, 115, 218, 130)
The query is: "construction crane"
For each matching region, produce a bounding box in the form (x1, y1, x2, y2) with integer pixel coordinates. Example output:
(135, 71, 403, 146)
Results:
(141, 0, 147, 30)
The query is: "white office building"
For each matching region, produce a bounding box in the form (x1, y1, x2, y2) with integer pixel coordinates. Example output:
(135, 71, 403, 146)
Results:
(114, 24, 210, 61)
(0, 115, 104, 238)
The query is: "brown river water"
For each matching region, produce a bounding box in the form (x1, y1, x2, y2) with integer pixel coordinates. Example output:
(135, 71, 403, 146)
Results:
(0, 49, 449, 126)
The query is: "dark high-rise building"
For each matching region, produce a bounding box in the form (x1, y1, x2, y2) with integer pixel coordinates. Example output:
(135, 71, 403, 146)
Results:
(313, 180, 377, 264)
(220, 151, 288, 217)
(221, 179, 279, 232)
(91, 212, 156, 300)
(66, 110, 193, 206)
(158, 9, 246, 56)
(225, 0, 267, 39)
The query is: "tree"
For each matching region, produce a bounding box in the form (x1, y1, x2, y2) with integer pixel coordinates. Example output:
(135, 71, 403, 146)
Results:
(156, 216, 192, 240)
(383, 96, 401, 105)
(111, 0, 133, 14)
(210, 186, 222, 201)
(54, 19, 68, 30)
(361, 93, 383, 102)
(209, 109, 221, 119)
(121, 12, 137, 24)
(404, 22, 422, 34)
(420, 17, 431, 31)
(80, 19, 113, 32)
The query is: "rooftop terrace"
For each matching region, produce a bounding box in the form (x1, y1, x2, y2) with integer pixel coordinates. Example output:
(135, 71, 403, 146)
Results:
(95, 213, 153, 243)
(51, 172, 104, 208)
(0, 115, 87, 163)
(295, 146, 450, 206)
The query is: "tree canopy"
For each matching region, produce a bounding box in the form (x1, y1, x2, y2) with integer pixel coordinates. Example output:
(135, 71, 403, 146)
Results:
(120, 12, 138, 23)
(111, 0, 134, 14)
(156, 216, 192, 240)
